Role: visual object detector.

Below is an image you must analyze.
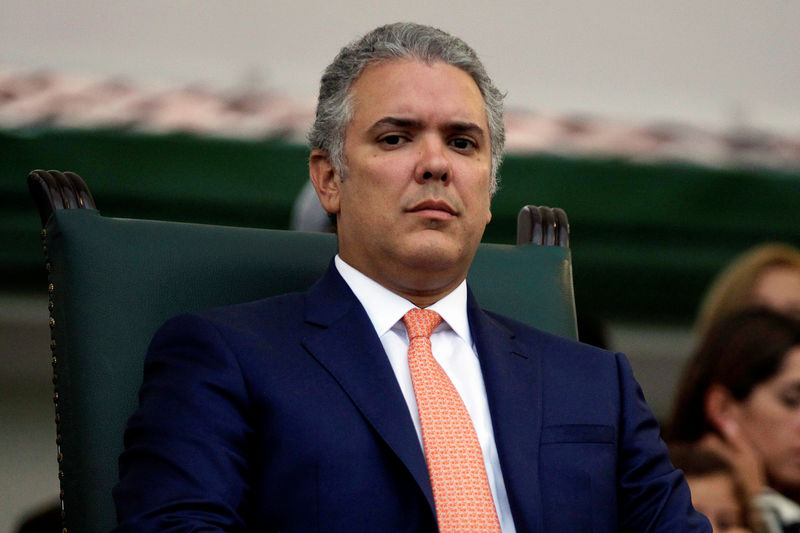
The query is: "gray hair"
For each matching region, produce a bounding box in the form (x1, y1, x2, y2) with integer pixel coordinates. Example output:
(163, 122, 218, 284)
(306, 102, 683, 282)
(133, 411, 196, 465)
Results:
(308, 22, 505, 194)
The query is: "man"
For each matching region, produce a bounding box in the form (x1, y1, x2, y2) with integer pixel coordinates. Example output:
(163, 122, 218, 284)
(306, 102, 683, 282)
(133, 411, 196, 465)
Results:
(113, 23, 710, 532)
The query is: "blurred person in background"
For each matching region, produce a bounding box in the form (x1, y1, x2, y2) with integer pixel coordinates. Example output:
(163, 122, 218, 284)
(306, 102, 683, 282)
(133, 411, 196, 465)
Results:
(666, 308, 800, 532)
(695, 243, 800, 341)
(668, 442, 756, 533)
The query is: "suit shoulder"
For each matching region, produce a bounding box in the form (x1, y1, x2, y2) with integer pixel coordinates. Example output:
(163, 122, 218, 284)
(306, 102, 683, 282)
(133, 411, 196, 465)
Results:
(483, 309, 612, 362)
(198, 291, 306, 323)
(157, 291, 308, 343)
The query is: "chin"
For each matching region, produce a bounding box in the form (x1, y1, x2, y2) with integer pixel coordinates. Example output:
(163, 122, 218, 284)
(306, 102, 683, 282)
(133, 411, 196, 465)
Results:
(403, 251, 460, 273)
(408, 233, 478, 262)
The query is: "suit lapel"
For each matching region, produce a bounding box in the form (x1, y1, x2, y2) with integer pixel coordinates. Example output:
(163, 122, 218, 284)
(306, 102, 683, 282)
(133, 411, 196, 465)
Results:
(468, 290, 544, 533)
(298, 266, 545, 523)
(301, 263, 435, 511)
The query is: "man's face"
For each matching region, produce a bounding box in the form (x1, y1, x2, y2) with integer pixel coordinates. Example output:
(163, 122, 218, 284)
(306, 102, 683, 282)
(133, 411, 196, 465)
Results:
(311, 58, 493, 305)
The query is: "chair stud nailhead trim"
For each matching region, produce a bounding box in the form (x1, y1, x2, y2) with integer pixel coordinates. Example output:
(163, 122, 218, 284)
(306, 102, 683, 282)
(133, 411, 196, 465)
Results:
(41, 226, 68, 530)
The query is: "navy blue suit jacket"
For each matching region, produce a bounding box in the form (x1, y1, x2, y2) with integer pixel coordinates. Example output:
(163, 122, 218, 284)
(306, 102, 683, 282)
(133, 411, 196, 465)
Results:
(113, 263, 710, 532)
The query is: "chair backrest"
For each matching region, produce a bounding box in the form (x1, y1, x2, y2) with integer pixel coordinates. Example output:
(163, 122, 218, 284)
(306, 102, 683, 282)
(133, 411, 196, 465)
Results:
(28, 169, 576, 533)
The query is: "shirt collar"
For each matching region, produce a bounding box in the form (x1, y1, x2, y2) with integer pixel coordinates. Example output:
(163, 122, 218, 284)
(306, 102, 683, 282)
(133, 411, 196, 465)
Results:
(334, 254, 473, 346)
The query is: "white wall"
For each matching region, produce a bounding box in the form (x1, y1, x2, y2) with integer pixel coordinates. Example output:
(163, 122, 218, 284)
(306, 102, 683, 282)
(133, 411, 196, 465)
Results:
(2, 0, 799, 135)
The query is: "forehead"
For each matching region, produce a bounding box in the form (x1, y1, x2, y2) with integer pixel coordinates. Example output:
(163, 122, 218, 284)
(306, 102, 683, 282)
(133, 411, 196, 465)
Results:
(755, 265, 800, 300)
(347, 58, 488, 130)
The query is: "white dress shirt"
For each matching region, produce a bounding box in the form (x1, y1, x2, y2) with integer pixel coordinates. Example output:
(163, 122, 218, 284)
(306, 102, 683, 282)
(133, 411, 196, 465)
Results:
(335, 255, 516, 532)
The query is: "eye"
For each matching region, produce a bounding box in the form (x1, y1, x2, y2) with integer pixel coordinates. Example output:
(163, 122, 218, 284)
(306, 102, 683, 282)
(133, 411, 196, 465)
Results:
(450, 137, 477, 152)
(379, 134, 408, 147)
(779, 392, 800, 409)
(775, 384, 800, 409)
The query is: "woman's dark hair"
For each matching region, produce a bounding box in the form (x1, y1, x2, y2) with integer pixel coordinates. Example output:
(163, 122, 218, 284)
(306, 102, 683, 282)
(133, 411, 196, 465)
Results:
(665, 307, 800, 442)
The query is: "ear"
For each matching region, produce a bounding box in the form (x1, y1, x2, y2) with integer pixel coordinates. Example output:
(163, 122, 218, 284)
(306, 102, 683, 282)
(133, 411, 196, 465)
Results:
(309, 149, 341, 215)
(705, 384, 742, 437)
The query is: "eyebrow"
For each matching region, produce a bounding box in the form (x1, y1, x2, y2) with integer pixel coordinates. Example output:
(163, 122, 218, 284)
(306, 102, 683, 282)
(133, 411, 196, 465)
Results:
(367, 117, 422, 134)
(368, 116, 486, 139)
(449, 121, 486, 139)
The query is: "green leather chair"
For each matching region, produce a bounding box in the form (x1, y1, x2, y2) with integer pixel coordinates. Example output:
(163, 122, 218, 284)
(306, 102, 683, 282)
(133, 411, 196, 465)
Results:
(28, 169, 576, 533)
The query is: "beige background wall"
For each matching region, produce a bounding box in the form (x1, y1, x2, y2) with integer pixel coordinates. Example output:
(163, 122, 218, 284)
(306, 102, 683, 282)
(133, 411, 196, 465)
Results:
(2, 1, 799, 135)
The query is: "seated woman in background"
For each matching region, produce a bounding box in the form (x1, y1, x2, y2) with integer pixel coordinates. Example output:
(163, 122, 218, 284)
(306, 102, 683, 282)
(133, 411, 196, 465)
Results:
(666, 308, 800, 533)
(668, 442, 754, 532)
(695, 243, 800, 341)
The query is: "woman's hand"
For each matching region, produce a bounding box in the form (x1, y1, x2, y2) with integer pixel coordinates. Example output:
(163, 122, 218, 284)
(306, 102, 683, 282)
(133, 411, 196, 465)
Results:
(700, 419, 766, 500)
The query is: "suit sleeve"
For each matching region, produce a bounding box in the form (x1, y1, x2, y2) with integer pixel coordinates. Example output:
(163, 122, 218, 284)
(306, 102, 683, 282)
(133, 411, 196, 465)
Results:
(614, 352, 711, 532)
(112, 314, 255, 532)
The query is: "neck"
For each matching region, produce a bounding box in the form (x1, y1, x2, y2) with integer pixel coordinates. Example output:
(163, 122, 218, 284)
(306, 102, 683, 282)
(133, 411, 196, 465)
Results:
(340, 257, 468, 309)
(334, 254, 465, 308)
(379, 269, 465, 308)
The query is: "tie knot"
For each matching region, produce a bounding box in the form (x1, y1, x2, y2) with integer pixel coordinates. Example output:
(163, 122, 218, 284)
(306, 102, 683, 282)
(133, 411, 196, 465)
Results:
(403, 308, 442, 340)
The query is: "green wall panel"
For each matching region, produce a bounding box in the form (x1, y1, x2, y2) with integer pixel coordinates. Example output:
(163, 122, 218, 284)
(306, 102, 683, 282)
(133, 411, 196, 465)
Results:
(3, 129, 799, 323)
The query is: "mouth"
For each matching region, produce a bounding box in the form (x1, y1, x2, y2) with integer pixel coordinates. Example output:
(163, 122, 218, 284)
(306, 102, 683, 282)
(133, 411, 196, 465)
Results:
(407, 199, 457, 220)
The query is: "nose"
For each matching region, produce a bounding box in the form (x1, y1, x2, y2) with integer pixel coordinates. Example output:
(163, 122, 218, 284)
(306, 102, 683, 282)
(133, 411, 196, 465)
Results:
(414, 135, 450, 185)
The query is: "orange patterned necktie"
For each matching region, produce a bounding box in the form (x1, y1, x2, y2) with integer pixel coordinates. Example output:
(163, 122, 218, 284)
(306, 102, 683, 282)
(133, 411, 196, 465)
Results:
(402, 308, 502, 533)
